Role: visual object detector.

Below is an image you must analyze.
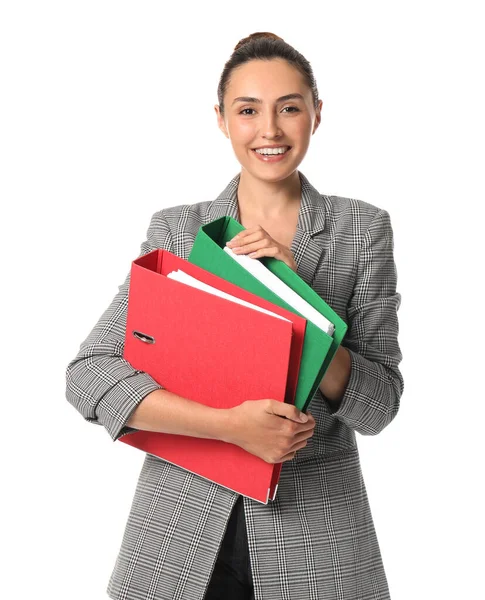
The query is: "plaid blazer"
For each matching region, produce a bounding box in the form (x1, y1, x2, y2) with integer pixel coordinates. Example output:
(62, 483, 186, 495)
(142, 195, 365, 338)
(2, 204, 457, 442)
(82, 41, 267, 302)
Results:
(66, 170, 404, 600)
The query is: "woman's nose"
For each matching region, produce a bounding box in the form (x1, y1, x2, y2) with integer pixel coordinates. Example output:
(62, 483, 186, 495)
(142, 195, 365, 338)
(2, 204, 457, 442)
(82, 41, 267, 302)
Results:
(261, 112, 283, 138)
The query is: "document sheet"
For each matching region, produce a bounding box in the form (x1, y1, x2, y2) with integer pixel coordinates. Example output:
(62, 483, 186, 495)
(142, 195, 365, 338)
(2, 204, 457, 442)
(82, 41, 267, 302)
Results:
(223, 246, 335, 336)
(167, 269, 291, 322)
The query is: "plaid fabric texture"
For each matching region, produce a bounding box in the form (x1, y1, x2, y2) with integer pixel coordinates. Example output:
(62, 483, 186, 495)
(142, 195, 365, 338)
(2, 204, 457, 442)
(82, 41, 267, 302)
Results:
(66, 171, 404, 600)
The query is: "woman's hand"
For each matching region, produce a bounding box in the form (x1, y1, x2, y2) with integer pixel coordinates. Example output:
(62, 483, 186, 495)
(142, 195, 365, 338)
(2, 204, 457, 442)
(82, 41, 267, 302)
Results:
(222, 399, 315, 464)
(226, 225, 298, 272)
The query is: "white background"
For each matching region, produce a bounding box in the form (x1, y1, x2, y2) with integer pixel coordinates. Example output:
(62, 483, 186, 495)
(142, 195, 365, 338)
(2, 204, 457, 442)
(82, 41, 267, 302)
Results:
(1, 1, 484, 598)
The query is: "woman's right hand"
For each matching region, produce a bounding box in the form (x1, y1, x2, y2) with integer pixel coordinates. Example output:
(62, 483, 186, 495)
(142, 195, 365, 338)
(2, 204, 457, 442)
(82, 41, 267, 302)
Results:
(224, 399, 316, 464)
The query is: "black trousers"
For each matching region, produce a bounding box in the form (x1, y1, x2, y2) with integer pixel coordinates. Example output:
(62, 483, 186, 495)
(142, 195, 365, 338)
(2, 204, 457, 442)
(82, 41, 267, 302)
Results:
(204, 496, 255, 600)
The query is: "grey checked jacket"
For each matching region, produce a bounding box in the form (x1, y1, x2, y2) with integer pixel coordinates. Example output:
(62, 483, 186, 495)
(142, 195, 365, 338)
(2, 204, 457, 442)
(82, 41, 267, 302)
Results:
(65, 170, 404, 600)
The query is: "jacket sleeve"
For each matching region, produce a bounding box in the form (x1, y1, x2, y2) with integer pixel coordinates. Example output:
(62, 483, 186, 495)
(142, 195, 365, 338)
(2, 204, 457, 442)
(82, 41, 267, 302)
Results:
(65, 209, 174, 442)
(328, 208, 404, 435)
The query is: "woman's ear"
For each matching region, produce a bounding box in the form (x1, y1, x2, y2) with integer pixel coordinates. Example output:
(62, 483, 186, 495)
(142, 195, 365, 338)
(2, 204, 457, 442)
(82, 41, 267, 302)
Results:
(312, 99, 323, 135)
(214, 105, 229, 139)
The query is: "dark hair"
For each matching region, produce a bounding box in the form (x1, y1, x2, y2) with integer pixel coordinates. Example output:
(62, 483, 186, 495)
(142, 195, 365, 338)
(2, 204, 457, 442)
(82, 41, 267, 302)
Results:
(217, 32, 320, 116)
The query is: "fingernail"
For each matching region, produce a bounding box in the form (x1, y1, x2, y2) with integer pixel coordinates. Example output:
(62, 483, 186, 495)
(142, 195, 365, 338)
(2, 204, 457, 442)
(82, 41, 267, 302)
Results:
(299, 413, 308, 422)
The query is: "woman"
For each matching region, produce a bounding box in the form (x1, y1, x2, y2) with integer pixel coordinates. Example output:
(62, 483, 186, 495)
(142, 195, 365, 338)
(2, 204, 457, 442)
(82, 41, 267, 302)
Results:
(66, 32, 404, 600)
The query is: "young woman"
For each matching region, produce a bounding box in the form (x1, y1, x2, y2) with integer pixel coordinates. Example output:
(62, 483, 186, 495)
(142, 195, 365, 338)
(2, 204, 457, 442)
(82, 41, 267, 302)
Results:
(66, 32, 404, 600)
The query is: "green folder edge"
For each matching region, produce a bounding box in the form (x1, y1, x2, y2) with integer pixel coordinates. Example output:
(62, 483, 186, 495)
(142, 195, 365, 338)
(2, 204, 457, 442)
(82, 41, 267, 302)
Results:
(188, 216, 348, 412)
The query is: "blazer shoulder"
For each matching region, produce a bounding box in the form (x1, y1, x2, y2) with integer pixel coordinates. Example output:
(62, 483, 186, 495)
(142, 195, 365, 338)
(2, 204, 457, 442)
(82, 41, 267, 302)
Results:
(151, 199, 212, 235)
(326, 193, 390, 234)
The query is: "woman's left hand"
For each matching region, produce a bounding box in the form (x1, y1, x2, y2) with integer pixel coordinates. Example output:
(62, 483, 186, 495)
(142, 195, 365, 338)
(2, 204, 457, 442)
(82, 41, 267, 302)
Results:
(226, 225, 298, 272)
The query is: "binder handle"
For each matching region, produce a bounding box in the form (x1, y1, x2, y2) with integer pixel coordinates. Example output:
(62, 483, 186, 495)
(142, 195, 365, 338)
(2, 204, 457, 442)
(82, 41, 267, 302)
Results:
(132, 330, 156, 344)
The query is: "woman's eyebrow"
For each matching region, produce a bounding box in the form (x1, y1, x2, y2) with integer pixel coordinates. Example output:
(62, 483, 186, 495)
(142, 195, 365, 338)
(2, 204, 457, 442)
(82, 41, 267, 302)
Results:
(231, 93, 304, 106)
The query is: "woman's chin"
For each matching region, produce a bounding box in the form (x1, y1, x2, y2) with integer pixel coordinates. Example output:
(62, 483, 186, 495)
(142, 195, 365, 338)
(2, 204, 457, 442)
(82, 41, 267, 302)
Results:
(239, 157, 301, 182)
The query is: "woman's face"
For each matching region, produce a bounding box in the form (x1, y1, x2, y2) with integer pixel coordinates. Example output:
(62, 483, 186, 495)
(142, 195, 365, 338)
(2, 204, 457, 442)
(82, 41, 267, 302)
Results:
(215, 58, 322, 183)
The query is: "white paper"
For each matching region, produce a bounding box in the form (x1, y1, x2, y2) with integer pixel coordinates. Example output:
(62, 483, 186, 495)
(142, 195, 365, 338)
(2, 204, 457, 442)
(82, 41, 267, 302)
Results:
(166, 269, 291, 322)
(223, 246, 335, 336)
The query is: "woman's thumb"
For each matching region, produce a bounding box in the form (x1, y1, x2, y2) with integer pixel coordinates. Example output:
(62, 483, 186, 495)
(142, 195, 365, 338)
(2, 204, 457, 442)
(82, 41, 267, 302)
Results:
(282, 404, 308, 422)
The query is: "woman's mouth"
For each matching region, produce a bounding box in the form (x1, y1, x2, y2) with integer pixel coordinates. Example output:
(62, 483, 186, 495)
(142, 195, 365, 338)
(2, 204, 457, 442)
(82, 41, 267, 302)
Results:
(251, 146, 292, 163)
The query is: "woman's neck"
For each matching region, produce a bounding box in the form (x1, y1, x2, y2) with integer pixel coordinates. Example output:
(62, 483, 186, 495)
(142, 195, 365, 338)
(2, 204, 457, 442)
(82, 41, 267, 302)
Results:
(236, 169, 301, 221)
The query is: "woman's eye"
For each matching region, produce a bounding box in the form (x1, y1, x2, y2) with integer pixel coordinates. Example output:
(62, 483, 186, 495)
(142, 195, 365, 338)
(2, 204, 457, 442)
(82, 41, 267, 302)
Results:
(240, 108, 255, 115)
(282, 106, 300, 113)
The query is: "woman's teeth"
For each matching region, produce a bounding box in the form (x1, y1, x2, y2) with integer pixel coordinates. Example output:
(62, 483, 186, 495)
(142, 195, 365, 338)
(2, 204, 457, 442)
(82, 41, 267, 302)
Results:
(254, 147, 289, 155)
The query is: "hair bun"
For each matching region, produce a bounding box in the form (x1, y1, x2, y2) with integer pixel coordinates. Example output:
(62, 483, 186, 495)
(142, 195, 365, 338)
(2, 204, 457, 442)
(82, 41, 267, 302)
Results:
(234, 31, 284, 52)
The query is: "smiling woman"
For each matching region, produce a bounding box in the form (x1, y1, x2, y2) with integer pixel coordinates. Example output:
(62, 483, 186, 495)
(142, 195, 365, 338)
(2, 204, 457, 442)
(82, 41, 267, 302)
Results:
(214, 42, 321, 192)
(66, 30, 404, 600)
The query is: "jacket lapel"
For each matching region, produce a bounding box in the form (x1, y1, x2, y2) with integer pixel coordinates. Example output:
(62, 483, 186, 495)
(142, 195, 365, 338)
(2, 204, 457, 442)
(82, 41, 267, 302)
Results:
(207, 171, 326, 287)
